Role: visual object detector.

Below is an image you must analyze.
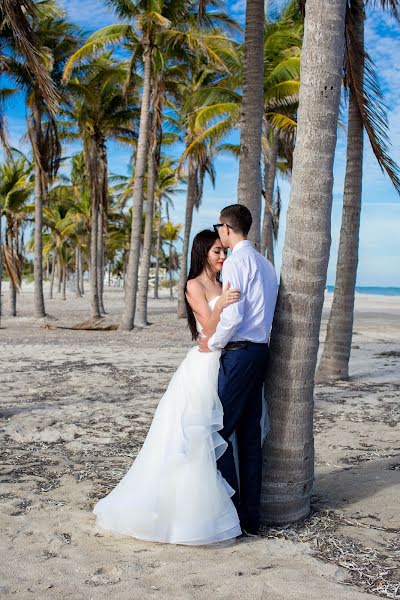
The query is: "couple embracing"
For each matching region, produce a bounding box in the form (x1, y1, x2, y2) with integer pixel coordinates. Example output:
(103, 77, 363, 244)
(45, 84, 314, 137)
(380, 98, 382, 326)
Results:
(93, 204, 278, 545)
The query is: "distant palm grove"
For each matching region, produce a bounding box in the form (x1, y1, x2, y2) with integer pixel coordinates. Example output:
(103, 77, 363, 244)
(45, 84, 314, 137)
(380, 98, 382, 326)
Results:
(0, 0, 399, 524)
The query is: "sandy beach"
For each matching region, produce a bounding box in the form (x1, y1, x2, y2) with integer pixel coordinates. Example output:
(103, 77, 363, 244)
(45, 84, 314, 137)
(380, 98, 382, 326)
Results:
(0, 283, 399, 600)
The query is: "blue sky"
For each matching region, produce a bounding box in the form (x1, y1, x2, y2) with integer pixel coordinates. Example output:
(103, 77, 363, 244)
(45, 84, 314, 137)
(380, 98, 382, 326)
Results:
(3, 0, 400, 286)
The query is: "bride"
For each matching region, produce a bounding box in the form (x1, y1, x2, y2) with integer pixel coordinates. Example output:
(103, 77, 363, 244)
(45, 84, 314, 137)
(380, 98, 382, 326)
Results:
(93, 230, 246, 545)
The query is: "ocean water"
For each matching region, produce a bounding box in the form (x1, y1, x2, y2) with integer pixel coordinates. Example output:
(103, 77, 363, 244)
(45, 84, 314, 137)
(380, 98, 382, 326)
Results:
(326, 286, 400, 297)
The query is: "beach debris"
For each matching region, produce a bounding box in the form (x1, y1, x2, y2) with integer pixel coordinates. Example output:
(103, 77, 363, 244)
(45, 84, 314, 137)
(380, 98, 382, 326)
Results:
(260, 509, 400, 599)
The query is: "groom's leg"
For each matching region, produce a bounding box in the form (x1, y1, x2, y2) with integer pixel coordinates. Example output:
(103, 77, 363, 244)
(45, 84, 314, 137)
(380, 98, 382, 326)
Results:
(217, 348, 259, 509)
(236, 344, 269, 531)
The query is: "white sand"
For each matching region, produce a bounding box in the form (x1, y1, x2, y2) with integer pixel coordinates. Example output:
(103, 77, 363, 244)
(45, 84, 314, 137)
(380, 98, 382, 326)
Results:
(0, 284, 399, 599)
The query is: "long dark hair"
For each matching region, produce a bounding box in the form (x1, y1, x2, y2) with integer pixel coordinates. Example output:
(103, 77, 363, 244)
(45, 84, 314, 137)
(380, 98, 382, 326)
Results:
(185, 229, 220, 341)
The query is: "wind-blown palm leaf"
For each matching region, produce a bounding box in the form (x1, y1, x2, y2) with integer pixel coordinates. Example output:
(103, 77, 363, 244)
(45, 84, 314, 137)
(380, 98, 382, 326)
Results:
(344, 0, 400, 192)
(62, 25, 134, 81)
(267, 112, 297, 134)
(180, 115, 237, 163)
(264, 80, 300, 105)
(265, 56, 301, 86)
(192, 102, 238, 131)
(1, 0, 59, 111)
(2, 244, 22, 289)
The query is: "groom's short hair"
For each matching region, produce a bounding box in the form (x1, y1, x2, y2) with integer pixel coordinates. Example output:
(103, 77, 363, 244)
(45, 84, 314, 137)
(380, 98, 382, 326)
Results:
(220, 204, 252, 236)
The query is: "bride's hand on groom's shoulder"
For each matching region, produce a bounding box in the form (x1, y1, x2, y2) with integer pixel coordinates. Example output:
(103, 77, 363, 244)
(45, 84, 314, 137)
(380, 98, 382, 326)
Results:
(216, 281, 241, 311)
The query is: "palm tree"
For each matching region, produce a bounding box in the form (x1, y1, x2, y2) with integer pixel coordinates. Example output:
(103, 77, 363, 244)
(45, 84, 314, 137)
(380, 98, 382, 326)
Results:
(260, 2, 303, 260)
(161, 221, 182, 300)
(62, 55, 136, 318)
(0, 157, 34, 315)
(64, 0, 240, 330)
(3, 4, 79, 318)
(0, 0, 58, 135)
(153, 157, 182, 299)
(260, 0, 347, 524)
(237, 0, 265, 247)
(40, 202, 78, 301)
(316, 0, 400, 382)
(0, 0, 61, 320)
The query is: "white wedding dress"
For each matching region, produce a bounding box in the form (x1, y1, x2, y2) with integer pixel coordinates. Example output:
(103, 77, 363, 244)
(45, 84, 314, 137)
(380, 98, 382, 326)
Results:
(93, 296, 243, 545)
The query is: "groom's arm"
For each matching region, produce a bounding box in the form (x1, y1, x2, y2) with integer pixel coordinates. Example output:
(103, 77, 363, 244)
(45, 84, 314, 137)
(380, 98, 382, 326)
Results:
(207, 258, 245, 351)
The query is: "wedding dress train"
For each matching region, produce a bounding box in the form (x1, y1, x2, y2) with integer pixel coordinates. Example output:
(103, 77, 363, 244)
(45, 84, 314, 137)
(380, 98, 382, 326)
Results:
(93, 297, 242, 545)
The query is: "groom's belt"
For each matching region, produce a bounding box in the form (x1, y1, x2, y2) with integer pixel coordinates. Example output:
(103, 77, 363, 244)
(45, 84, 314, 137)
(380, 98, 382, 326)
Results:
(223, 340, 268, 351)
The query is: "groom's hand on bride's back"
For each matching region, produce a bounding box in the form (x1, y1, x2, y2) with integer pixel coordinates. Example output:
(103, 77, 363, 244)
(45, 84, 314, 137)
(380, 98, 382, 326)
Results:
(198, 335, 211, 353)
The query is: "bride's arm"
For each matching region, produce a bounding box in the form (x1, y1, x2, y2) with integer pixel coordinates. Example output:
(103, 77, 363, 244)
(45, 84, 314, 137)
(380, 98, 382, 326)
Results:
(185, 279, 240, 338)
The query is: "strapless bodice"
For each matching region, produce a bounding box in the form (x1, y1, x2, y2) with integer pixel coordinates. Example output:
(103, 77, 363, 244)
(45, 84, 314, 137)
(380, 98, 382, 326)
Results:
(195, 295, 220, 335)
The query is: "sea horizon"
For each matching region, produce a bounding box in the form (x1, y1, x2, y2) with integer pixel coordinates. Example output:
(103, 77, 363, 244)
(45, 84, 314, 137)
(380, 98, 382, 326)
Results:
(326, 285, 400, 297)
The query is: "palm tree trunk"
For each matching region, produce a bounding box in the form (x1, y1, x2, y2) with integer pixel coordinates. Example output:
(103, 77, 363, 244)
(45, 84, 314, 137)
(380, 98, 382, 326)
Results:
(97, 205, 106, 314)
(260, 131, 279, 262)
(90, 202, 101, 318)
(120, 44, 152, 331)
(237, 0, 264, 248)
(80, 247, 84, 294)
(177, 158, 197, 317)
(57, 260, 62, 294)
(62, 264, 67, 300)
(153, 202, 162, 300)
(169, 242, 173, 301)
(136, 146, 157, 326)
(75, 246, 82, 298)
(316, 16, 364, 383)
(33, 160, 46, 318)
(49, 250, 56, 299)
(0, 204, 3, 321)
(7, 231, 17, 317)
(84, 135, 102, 319)
(261, 0, 347, 524)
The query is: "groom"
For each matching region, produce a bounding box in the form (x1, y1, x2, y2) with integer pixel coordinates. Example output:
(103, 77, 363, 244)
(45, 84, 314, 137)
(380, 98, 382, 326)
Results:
(199, 204, 278, 536)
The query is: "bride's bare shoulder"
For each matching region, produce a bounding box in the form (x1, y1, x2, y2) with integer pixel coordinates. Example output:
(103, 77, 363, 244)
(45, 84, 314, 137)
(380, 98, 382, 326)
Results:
(186, 278, 205, 298)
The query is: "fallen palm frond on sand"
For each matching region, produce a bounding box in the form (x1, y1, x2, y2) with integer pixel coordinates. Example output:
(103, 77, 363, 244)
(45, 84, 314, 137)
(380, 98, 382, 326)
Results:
(261, 507, 400, 599)
(41, 317, 119, 330)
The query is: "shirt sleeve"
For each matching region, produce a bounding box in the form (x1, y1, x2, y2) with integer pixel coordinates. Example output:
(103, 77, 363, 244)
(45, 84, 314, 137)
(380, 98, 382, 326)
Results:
(208, 257, 246, 351)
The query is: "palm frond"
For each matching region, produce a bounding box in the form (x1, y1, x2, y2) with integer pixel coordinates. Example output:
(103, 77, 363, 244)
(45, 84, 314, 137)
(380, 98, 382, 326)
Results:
(345, 2, 400, 192)
(1, 0, 59, 111)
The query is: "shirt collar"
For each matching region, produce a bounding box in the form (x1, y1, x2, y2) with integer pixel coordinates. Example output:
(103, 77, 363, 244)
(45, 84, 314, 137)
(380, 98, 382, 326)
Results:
(232, 239, 252, 254)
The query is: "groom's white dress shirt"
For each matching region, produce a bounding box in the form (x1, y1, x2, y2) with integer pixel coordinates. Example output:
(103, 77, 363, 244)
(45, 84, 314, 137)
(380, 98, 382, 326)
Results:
(208, 240, 278, 351)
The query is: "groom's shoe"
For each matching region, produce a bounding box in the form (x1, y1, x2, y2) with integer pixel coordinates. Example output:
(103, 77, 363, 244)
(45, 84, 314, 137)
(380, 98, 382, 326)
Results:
(238, 524, 260, 538)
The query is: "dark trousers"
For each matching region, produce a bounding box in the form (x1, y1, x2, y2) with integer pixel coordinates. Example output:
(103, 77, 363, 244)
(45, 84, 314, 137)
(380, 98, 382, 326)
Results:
(217, 343, 269, 531)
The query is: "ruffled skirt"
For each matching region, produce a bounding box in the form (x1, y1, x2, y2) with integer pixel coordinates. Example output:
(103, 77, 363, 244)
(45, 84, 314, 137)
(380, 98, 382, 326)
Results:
(93, 346, 242, 545)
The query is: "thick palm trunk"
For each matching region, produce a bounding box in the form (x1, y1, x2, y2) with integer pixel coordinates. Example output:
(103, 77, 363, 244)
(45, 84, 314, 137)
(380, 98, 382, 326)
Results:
(153, 204, 162, 299)
(49, 250, 56, 299)
(136, 147, 157, 326)
(316, 18, 364, 382)
(260, 131, 279, 261)
(120, 46, 152, 331)
(237, 0, 264, 247)
(261, 0, 346, 524)
(177, 159, 197, 318)
(33, 161, 46, 318)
